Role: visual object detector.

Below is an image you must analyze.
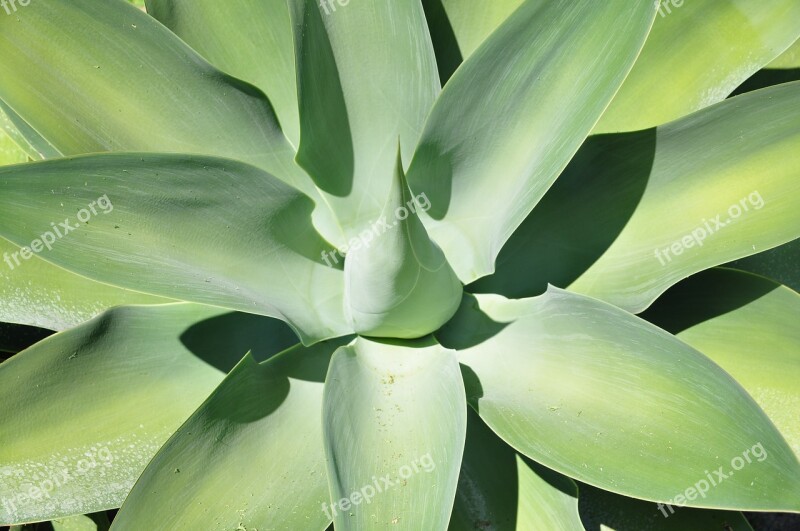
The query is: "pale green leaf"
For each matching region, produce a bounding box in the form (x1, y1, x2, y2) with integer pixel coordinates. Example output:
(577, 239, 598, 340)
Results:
(0, 304, 297, 524)
(770, 37, 800, 68)
(0, 0, 317, 197)
(323, 337, 466, 529)
(343, 152, 461, 338)
(112, 339, 348, 531)
(595, 0, 800, 133)
(407, 0, 656, 282)
(438, 288, 800, 511)
(287, 0, 439, 236)
(0, 153, 350, 343)
(1, 235, 170, 331)
(569, 83, 800, 313)
(450, 407, 582, 531)
(642, 268, 800, 460)
(145, 0, 300, 145)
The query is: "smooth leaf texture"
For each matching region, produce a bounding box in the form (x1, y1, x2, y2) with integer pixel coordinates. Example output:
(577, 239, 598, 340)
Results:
(288, 0, 439, 238)
(1, 235, 169, 331)
(770, 38, 800, 68)
(323, 337, 466, 529)
(51, 513, 111, 531)
(112, 340, 348, 531)
(437, 288, 800, 511)
(569, 83, 800, 312)
(0, 99, 59, 160)
(343, 154, 461, 338)
(0, 153, 350, 343)
(450, 407, 582, 531)
(0, 303, 298, 524)
(425, 0, 524, 61)
(595, 0, 800, 133)
(642, 268, 800, 459)
(578, 483, 754, 531)
(145, 0, 300, 146)
(407, 0, 656, 282)
(0, 0, 318, 197)
(0, 125, 26, 166)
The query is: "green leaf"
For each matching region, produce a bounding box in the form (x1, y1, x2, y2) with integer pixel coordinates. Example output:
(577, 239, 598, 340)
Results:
(438, 288, 800, 511)
(423, 0, 524, 63)
(0, 304, 298, 524)
(52, 513, 111, 531)
(323, 337, 466, 529)
(0, 125, 27, 166)
(1, 235, 170, 331)
(642, 268, 800, 460)
(770, 38, 800, 68)
(0, 0, 317, 197)
(287, 0, 439, 236)
(343, 152, 461, 338)
(0, 99, 59, 160)
(567, 83, 800, 313)
(145, 0, 300, 146)
(595, 0, 800, 133)
(578, 483, 754, 531)
(0, 153, 350, 343)
(407, 0, 656, 282)
(450, 407, 582, 531)
(112, 339, 348, 531)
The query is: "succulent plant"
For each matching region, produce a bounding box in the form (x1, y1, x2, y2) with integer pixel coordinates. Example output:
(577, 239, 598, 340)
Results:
(0, 0, 799, 529)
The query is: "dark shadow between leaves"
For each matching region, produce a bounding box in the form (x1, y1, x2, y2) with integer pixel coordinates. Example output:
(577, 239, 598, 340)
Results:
(180, 311, 299, 372)
(730, 68, 800, 97)
(436, 293, 509, 350)
(421, 0, 464, 84)
(293, 0, 354, 198)
(639, 268, 779, 335)
(0, 322, 54, 355)
(469, 129, 656, 299)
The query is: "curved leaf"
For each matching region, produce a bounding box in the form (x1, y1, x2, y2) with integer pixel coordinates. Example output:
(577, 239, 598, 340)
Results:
(288, 0, 439, 236)
(0, 0, 316, 196)
(112, 339, 348, 531)
(343, 153, 461, 338)
(1, 235, 170, 331)
(595, 0, 800, 133)
(423, 0, 524, 66)
(642, 268, 800, 459)
(450, 407, 582, 531)
(0, 153, 350, 343)
(407, 0, 656, 282)
(438, 288, 800, 511)
(323, 337, 466, 530)
(568, 84, 800, 312)
(770, 38, 800, 68)
(0, 304, 297, 524)
(0, 99, 59, 160)
(145, 0, 300, 146)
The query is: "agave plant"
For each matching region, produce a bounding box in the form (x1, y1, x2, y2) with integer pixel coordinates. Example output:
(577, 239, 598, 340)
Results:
(1, 0, 799, 529)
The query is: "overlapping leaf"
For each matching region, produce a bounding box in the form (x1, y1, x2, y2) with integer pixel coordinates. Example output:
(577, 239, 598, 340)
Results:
(438, 288, 800, 510)
(407, 0, 657, 282)
(0, 154, 350, 343)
